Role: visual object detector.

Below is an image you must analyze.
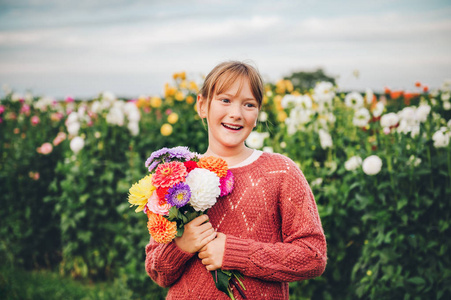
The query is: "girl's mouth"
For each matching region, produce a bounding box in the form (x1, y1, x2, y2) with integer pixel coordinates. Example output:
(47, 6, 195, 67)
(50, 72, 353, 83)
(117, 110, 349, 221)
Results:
(222, 123, 243, 131)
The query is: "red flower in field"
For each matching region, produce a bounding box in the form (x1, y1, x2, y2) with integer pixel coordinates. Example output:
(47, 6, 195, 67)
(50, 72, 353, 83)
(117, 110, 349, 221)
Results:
(31, 116, 40, 125)
(384, 87, 391, 94)
(423, 86, 429, 93)
(390, 90, 403, 100)
(415, 81, 422, 87)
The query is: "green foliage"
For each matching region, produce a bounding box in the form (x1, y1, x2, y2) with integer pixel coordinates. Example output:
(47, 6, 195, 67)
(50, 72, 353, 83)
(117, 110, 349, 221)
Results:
(284, 69, 336, 92)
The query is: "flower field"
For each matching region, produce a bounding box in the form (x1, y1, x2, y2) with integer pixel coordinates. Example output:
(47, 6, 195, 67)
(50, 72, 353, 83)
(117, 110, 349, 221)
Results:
(1, 73, 450, 299)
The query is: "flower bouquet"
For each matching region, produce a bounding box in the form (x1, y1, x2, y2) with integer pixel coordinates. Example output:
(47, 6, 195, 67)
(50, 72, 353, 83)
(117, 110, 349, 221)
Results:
(128, 146, 246, 299)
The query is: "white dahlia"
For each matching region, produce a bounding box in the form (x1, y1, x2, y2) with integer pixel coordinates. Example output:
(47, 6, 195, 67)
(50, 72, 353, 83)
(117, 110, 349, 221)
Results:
(344, 92, 364, 109)
(345, 156, 362, 171)
(362, 155, 382, 176)
(353, 108, 371, 127)
(186, 168, 220, 211)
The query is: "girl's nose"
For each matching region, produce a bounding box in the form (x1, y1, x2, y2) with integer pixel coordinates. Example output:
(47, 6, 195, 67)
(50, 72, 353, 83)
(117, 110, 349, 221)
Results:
(227, 103, 242, 119)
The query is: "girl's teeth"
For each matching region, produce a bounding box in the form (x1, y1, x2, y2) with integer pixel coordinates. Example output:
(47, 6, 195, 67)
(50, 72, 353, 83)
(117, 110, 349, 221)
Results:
(223, 124, 241, 130)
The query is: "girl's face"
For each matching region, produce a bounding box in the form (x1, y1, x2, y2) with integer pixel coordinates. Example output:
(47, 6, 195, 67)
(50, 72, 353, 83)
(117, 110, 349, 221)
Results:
(197, 76, 259, 154)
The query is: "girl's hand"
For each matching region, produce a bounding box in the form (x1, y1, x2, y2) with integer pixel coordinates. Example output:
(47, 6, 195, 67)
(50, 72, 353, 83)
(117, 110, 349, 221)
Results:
(174, 215, 217, 254)
(198, 232, 226, 271)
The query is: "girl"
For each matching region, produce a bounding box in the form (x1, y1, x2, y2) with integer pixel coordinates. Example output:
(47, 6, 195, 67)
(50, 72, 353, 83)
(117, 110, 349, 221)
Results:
(145, 61, 327, 299)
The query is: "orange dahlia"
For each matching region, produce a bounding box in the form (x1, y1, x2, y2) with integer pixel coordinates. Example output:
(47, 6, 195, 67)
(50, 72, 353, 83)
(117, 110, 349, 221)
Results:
(198, 156, 228, 177)
(152, 161, 187, 188)
(147, 211, 177, 243)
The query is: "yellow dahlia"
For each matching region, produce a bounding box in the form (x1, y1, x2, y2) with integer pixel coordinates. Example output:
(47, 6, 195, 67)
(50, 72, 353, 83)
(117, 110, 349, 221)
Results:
(128, 175, 155, 212)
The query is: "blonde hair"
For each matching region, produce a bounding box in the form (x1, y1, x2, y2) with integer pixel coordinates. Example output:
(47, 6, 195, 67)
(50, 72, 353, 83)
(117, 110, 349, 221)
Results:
(199, 61, 264, 111)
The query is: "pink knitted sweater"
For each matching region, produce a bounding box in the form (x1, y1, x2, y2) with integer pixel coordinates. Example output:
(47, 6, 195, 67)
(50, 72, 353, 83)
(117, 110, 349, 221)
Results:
(145, 152, 327, 299)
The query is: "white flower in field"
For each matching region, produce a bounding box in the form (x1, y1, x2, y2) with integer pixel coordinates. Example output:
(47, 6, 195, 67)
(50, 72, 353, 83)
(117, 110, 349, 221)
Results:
(285, 118, 297, 135)
(67, 122, 80, 136)
(398, 107, 417, 125)
(124, 102, 141, 123)
(311, 178, 323, 187)
(408, 155, 422, 167)
(281, 94, 297, 109)
(362, 155, 382, 175)
(34, 96, 55, 111)
(441, 79, 451, 91)
(443, 101, 451, 111)
(448, 119, 451, 129)
(263, 146, 273, 153)
(66, 112, 79, 125)
(70, 136, 85, 154)
(280, 141, 287, 149)
(102, 91, 116, 102)
(441, 93, 450, 101)
(313, 82, 335, 103)
(318, 129, 333, 149)
(365, 88, 374, 105)
(344, 92, 364, 109)
(91, 101, 101, 113)
(128, 121, 140, 136)
(186, 168, 220, 211)
(415, 104, 431, 122)
(258, 111, 268, 122)
(296, 95, 313, 110)
(380, 112, 399, 128)
(246, 131, 269, 149)
(11, 93, 22, 102)
(289, 107, 313, 125)
(25, 92, 34, 104)
(410, 125, 420, 138)
(432, 127, 450, 148)
(353, 108, 371, 127)
(372, 102, 385, 117)
(106, 106, 125, 126)
(345, 156, 362, 171)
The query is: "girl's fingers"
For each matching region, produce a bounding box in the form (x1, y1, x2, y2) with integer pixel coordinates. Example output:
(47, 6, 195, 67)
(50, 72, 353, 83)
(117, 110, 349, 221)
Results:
(189, 214, 210, 226)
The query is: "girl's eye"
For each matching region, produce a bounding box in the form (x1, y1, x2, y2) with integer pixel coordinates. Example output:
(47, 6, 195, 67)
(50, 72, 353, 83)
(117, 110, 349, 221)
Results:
(220, 98, 230, 103)
(245, 103, 256, 108)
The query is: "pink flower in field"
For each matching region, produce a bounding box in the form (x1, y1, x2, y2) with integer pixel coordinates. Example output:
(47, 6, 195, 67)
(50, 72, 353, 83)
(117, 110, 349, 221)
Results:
(0, 105, 5, 114)
(0, 117, 3, 124)
(29, 171, 40, 180)
(37, 142, 53, 155)
(50, 112, 64, 122)
(21, 104, 31, 115)
(31, 116, 40, 125)
(165, 109, 172, 115)
(65, 96, 74, 103)
(53, 132, 67, 146)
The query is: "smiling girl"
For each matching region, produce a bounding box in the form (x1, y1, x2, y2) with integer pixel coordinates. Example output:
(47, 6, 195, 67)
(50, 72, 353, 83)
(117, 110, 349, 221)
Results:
(145, 61, 327, 299)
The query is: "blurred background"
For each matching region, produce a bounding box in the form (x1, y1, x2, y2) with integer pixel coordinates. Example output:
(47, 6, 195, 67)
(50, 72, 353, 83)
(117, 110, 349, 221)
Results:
(1, 0, 450, 98)
(1, 1, 450, 299)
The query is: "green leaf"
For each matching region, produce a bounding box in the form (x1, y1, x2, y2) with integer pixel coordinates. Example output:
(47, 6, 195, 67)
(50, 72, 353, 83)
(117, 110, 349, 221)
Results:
(168, 206, 179, 221)
(211, 270, 232, 297)
(407, 277, 426, 285)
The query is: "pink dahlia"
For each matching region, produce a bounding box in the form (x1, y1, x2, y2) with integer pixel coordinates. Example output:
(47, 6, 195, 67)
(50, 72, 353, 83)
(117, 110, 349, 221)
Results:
(146, 191, 171, 216)
(219, 170, 234, 197)
(152, 161, 187, 188)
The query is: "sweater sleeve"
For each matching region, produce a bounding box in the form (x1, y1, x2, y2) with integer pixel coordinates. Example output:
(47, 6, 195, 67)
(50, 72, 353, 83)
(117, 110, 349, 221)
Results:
(221, 160, 327, 282)
(145, 238, 195, 287)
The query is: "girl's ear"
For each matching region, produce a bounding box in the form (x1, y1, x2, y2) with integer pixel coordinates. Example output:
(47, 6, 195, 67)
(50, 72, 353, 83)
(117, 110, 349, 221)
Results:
(197, 94, 207, 118)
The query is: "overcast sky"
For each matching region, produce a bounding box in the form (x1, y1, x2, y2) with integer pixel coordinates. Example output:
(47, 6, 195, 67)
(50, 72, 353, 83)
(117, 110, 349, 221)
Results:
(0, 0, 450, 99)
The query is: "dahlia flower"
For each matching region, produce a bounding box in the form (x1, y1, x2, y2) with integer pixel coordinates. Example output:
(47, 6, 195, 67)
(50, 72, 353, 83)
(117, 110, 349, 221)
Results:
(353, 108, 371, 127)
(70, 136, 85, 154)
(128, 175, 156, 212)
(219, 170, 234, 197)
(198, 156, 228, 178)
(318, 129, 333, 149)
(153, 161, 187, 188)
(362, 155, 383, 176)
(344, 92, 364, 109)
(147, 211, 177, 244)
(147, 191, 171, 215)
(345, 156, 362, 171)
(186, 168, 220, 211)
